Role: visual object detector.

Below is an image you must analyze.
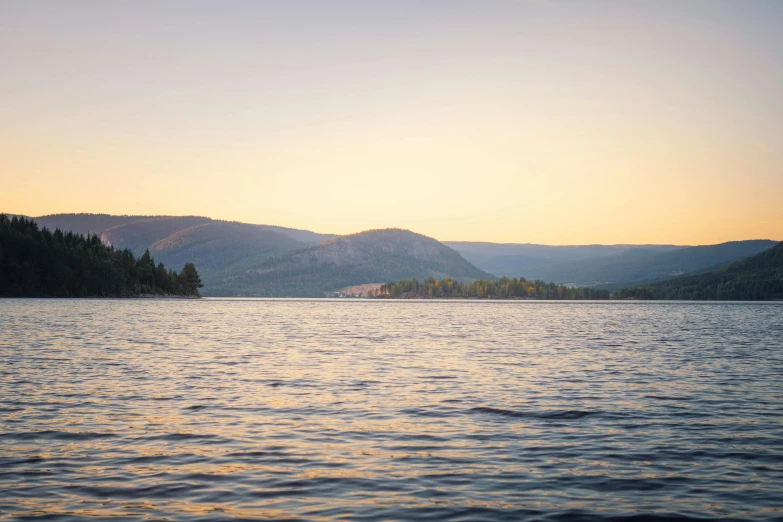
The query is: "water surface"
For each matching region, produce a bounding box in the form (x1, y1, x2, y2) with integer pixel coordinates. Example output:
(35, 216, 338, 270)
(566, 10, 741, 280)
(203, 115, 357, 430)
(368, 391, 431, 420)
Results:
(2, 299, 782, 520)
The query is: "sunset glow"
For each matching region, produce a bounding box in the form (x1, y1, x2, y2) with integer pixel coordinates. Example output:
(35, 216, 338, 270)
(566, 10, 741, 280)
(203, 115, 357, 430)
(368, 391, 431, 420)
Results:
(1, 1, 781, 244)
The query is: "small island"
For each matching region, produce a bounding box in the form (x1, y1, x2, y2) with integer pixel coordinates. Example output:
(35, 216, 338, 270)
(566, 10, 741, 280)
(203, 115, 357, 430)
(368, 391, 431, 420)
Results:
(0, 215, 202, 298)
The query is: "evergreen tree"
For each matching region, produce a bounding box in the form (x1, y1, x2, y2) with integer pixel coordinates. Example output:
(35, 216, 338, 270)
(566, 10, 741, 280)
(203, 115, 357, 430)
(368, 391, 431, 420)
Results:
(178, 262, 203, 296)
(0, 214, 201, 298)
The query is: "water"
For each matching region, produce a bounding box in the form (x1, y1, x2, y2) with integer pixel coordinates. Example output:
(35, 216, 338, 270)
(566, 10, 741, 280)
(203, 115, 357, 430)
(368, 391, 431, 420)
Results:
(1, 299, 782, 521)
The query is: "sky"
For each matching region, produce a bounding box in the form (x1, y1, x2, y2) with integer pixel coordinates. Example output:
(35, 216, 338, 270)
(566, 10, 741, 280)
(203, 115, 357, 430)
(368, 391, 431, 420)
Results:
(1, 0, 781, 245)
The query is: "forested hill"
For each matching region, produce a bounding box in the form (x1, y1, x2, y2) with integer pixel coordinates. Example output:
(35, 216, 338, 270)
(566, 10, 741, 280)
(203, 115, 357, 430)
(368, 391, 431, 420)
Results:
(618, 241, 783, 300)
(0, 215, 203, 297)
(223, 229, 496, 297)
(448, 240, 777, 286)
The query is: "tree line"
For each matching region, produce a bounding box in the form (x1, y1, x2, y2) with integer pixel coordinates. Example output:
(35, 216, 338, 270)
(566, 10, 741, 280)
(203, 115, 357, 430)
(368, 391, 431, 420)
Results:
(373, 276, 611, 300)
(0, 214, 202, 297)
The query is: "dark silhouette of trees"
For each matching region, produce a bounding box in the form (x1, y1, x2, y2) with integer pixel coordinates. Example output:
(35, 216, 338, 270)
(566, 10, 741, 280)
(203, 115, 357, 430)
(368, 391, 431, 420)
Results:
(178, 262, 203, 295)
(0, 214, 202, 297)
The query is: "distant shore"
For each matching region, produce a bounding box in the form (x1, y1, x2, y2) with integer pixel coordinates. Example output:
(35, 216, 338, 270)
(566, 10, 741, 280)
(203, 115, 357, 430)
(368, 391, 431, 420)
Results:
(131, 293, 201, 299)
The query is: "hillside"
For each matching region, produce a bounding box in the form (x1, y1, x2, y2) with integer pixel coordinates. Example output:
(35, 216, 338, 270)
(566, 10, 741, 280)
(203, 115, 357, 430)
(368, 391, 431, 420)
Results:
(101, 217, 213, 252)
(148, 221, 304, 290)
(448, 240, 777, 286)
(222, 229, 496, 297)
(30, 214, 334, 293)
(619, 241, 783, 300)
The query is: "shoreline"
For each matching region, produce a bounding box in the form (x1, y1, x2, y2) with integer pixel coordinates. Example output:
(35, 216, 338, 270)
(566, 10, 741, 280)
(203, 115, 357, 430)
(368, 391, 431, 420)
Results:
(0, 294, 201, 299)
(131, 293, 201, 299)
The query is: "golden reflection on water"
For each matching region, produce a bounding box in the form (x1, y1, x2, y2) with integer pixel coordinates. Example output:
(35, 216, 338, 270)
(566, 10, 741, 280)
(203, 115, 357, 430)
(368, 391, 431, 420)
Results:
(1, 299, 783, 520)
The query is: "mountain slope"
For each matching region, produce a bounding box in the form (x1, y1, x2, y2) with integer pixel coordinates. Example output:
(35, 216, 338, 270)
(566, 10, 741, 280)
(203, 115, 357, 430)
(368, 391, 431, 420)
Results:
(101, 217, 213, 253)
(254, 225, 335, 244)
(224, 229, 496, 297)
(148, 221, 304, 290)
(446, 242, 685, 281)
(449, 240, 777, 286)
(621, 241, 783, 300)
(553, 240, 777, 285)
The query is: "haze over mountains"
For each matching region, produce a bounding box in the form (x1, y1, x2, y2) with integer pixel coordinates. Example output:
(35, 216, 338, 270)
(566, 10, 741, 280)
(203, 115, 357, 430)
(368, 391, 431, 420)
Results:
(449, 240, 778, 287)
(623, 241, 783, 300)
(28, 213, 778, 297)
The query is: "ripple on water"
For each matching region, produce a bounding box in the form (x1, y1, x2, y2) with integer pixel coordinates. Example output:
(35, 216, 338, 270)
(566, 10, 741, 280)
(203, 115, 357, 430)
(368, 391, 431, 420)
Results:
(1, 299, 783, 521)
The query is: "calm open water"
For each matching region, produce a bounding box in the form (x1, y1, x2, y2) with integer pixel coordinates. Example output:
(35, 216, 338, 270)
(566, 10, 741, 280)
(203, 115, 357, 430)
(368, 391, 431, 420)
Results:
(1, 299, 782, 521)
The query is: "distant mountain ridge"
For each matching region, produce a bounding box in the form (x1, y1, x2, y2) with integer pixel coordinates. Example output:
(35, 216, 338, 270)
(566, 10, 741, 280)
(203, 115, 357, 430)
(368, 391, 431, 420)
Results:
(447, 240, 778, 287)
(20, 213, 779, 296)
(620, 241, 783, 300)
(101, 217, 213, 252)
(33, 213, 336, 247)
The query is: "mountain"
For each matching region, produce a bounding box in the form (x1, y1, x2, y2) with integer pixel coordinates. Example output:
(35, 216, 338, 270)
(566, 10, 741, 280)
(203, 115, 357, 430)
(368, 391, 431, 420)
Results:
(446, 242, 683, 264)
(620, 241, 783, 300)
(148, 221, 304, 292)
(546, 240, 777, 286)
(23, 213, 779, 296)
(448, 240, 777, 286)
(148, 221, 301, 267)
(446, 242, 684, 282)
(28, 215, 490, 297)
(31, 213, 334, 293)
(222, 229, 496, 297)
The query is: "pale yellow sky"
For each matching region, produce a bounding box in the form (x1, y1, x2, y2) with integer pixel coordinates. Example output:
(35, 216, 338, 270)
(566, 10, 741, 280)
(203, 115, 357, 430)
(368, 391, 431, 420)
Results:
(1, 1, 781, 245)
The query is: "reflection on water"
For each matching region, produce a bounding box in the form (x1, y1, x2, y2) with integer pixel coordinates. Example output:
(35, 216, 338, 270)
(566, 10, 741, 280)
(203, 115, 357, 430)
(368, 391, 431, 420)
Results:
(1, 299, 782, 521)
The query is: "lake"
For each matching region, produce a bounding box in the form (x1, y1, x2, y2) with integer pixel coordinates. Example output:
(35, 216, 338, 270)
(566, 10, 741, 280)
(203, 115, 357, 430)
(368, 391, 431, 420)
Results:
(1, 299, 782, 521)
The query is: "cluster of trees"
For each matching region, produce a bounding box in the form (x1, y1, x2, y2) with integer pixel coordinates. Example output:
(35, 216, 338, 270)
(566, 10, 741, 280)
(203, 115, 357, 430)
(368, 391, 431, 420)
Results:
(617, 241, 783, 300)
(614, 287, 655, 300)
(373, 276, 611, 300)
(0, 215, 202, 297)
